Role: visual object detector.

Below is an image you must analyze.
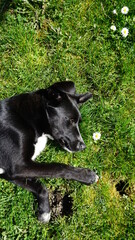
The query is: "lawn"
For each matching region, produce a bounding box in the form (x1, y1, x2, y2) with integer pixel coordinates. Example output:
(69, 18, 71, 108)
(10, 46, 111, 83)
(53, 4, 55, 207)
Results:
(0, 0, 135, 239)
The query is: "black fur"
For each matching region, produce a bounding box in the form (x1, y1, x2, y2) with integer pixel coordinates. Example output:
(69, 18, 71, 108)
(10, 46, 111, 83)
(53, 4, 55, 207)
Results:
(0, 81, 98, 222)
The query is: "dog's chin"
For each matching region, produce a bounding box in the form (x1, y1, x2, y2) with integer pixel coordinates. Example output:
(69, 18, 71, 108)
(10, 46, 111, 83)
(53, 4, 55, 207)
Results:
(58, 141, 73, 153)
(63, 146, 74, 153)
(57, 138, 83, 153)
(62, 145, 82, 153)
(57, 140, 74, 153)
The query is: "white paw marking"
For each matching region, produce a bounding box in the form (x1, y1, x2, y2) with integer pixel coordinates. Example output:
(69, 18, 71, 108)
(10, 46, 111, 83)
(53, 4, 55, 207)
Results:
(0, 168, 5, 174)
(39, 212, 51, 223)
(95, 174, 99, 183)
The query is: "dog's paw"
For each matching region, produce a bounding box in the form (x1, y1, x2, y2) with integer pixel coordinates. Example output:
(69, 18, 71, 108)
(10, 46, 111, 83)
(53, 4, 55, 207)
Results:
(38, 211, 51, 223)
(79, 169, 99, 185)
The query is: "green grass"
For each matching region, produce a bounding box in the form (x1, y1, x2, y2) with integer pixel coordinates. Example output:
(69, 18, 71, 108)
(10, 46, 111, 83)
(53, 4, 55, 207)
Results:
(0, 0, 135, 239)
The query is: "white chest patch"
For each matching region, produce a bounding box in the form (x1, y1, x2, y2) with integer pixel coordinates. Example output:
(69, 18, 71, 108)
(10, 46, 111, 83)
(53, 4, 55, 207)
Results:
(32, 134, 48, 161)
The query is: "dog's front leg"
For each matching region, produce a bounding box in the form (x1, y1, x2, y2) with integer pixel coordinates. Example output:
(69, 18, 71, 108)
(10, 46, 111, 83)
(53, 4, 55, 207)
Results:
(13, 161, 98, 185)
(10, 178, 51, 223)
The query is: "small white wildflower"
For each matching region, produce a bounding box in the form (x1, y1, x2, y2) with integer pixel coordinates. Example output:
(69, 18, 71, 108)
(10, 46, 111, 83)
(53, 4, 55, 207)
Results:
(123, 194, 128, 199)
(93, 132, 101, 141)
(121, 6, 129, 15)
(113, 9, 117, 15)
(121, 27, 129, 37)
(110, 25, 116, 31)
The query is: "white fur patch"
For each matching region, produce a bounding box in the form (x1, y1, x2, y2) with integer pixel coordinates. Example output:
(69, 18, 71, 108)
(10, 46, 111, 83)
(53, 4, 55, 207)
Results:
(38, 212, 51, 223)
(95, 174, 99, 183)
(0, 168, 5, 174)
(32, 134, 53, 160)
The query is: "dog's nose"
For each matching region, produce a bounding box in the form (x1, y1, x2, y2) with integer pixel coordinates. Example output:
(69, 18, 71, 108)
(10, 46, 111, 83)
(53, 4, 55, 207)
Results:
(76, 141, 86, 151)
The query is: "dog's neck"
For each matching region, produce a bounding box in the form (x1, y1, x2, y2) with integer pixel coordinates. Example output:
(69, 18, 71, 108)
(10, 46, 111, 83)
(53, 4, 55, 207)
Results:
(8, 92, 50, 136)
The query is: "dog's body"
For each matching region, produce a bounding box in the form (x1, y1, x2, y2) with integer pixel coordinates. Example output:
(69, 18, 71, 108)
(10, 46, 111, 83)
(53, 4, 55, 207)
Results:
(0, 81, 98, 223)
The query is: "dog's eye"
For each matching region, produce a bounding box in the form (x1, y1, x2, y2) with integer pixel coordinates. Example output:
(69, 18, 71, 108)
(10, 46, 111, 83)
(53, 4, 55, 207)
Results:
(65, 117, 75, 125)
(65, 117, 68, 121)
(70, 118, 75, 124)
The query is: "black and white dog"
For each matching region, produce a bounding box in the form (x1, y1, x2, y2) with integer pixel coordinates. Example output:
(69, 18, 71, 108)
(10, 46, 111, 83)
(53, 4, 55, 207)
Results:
(0, 81, 98, 223)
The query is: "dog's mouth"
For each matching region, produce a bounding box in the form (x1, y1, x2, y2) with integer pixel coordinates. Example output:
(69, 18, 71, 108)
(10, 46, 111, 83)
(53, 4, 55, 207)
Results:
(58, 137, 86, 153)
(59, 138, 72, 152)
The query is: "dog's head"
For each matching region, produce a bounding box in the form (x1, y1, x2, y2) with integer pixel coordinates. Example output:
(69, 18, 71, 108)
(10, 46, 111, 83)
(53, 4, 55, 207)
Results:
(44, 81, 92, 152)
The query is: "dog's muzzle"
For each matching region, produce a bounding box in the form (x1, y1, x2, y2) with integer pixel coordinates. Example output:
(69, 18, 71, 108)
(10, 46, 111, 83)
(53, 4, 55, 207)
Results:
(76, 141, 86, 151)
(59, 137, 86, 152)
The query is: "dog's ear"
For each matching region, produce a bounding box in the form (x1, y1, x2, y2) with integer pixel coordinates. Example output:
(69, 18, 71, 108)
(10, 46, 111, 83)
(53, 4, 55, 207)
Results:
(45, 88, 62, 106)
(74, 93, 93, 104)
(46, 81, 92, 105)
(52, 81, 76, 94)
(51, 81, 92, 103)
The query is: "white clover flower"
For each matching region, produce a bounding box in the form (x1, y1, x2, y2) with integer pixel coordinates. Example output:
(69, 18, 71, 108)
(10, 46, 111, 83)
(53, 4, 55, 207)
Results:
(121, 27, 129, 37)
(121, 6, 129, 15)
(113, 9, 117, 15)
(93, 132, 101, 141)
(110, 25, 116, 31)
